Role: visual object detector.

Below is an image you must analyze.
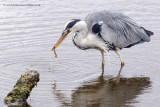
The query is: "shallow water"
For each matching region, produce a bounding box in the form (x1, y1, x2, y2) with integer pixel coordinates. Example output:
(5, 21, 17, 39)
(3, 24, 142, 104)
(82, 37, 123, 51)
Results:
(0, 0, 160, 107)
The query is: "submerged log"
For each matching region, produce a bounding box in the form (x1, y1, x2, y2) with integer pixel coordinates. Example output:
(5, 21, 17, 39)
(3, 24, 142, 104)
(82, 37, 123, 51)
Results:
(4, 70, 39, 106)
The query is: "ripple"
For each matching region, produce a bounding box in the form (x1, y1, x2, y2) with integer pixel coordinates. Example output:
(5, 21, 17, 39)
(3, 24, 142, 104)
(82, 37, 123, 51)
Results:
(0, 0, 160, 106)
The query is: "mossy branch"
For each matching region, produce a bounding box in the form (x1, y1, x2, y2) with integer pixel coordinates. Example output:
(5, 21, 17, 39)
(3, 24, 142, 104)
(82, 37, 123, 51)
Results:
(4, 70, 39, 106)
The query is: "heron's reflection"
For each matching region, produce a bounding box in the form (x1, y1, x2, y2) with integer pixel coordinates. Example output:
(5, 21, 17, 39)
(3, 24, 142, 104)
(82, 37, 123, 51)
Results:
(53, 75, 151, 107)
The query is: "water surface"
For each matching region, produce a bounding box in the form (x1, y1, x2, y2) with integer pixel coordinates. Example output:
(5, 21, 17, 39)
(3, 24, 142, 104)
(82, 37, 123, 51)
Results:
(0, 0, 160, 107)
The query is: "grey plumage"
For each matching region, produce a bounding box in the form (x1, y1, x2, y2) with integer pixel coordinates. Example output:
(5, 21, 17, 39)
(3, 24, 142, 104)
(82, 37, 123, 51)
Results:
(85, 10, 153, 49)
(52, 10, 153, 73)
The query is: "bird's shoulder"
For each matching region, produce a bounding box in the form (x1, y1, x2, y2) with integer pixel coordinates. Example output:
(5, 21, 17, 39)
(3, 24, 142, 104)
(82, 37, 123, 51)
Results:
(84, 10, 150, 49)
(85, 10, 136, 31)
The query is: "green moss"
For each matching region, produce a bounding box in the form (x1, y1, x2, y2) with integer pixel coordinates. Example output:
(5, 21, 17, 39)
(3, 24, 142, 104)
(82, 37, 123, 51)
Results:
(5, 96, 12, 101)
(4, 70, 39, 106)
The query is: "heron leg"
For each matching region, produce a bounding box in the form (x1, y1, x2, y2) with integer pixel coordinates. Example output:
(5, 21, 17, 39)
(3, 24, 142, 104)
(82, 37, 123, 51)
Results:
(115, 51, 125, 83)
(101, 51, 105, 74)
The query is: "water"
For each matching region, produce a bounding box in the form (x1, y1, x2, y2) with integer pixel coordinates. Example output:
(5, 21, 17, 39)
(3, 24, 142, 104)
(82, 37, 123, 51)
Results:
(0, 0, 160, 107)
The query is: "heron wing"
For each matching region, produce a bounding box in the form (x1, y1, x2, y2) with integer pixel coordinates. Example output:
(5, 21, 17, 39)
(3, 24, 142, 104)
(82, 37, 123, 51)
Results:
(84, 10, 150, 49)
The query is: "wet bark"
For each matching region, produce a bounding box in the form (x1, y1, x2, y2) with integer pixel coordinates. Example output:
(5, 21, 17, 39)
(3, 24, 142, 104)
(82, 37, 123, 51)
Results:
(4, 70, 39, 106)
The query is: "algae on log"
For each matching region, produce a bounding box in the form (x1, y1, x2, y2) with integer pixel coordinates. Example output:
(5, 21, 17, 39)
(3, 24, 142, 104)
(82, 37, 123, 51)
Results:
(4, 70, 40, 106)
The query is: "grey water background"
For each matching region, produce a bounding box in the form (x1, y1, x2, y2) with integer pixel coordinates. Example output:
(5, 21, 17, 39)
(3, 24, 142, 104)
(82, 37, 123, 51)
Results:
(0, 0, 160, 107)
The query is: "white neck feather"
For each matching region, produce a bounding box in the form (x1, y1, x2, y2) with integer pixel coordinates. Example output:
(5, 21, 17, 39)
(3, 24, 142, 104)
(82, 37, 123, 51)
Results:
(71, 21, 88, 49)
(71, 21, 108, 51)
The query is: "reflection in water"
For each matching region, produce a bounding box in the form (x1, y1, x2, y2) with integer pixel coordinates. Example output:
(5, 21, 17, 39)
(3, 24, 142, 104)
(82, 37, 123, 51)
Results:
(53, 75, 151, 107)
(7, 103, 31, 107)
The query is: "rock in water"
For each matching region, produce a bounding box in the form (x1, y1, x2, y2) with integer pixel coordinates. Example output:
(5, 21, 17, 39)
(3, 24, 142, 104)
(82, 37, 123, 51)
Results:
(4, 70, 40, 106)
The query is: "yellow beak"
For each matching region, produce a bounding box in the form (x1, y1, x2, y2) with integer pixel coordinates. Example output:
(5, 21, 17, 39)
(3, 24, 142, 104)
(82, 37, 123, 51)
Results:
(51, 30, 71, 51)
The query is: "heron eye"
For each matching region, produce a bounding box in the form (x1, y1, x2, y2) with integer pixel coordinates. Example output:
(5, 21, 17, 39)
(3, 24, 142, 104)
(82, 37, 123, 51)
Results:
(67, 30, 71, 33)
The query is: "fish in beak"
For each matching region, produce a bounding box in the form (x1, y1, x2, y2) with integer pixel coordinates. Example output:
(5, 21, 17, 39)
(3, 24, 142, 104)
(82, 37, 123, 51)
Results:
(51, 30, 71, 58)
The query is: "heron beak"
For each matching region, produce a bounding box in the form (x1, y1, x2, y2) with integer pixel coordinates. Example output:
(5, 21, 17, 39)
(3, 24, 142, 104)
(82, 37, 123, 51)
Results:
(51, 30, 71, 51)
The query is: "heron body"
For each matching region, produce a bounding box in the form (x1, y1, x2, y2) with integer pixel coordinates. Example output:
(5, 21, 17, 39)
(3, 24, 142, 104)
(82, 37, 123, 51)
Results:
(52, 10, 153, 74)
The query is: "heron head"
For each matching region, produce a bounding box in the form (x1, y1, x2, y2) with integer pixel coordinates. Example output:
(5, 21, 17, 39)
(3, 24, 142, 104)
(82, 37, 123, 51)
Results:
(52, 19, 81, 51)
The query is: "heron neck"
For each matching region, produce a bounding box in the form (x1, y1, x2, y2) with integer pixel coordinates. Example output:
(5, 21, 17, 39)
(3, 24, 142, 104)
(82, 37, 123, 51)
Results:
(73, 32, 109, 51)
(72, 29, 89, 49)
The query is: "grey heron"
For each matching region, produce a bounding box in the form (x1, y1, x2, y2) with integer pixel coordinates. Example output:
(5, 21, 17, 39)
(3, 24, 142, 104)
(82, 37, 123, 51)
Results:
(52, 10, 153, 74)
